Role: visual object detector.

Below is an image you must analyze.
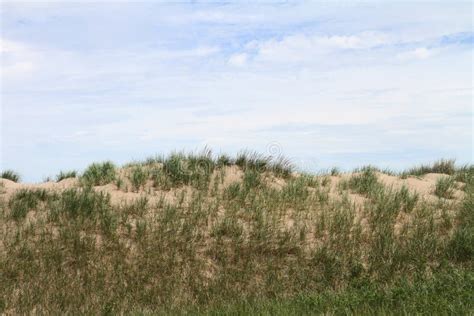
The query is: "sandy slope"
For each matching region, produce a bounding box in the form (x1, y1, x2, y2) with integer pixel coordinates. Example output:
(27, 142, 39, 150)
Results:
(0, 167, 465, 207)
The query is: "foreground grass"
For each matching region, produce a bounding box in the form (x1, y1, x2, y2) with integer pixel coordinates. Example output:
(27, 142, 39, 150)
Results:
(189, 269, 473, 315)
(0, 153, 472, 314)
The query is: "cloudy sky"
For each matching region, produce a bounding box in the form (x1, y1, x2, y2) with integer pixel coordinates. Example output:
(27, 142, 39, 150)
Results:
(1, 1, 473, 182)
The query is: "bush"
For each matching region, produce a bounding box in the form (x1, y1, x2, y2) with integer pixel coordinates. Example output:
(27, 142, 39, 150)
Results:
(1, 170, 20, 182)
(81, 162, 116, 186)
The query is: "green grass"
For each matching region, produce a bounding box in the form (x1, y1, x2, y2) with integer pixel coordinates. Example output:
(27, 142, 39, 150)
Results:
(330, 167, 340, 176)
(434, 176, 456, 199)
(347, 166, 383, 196)
(1, 170, 20, 182)
(448, 180, 474, 262)
(56, 170, 77, 182)
(402, 159, 457, 177)
(186, 269, 474, 315)
(8, 189, 51, 220)
(130, 165, 148, 192)
(81, 161, 116, 186)
(0, 154, 472, 314)
(235, 151, 293, 178)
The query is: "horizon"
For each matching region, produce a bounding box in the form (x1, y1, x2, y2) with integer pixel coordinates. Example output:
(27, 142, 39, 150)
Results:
(1, 1, 473, 182)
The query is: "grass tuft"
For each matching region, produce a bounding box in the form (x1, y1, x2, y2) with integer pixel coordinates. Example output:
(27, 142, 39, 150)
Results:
(403, 159, 457, 177)
(130, 166, 148, 192)
(1, 170, 20, 182)
(56, 170, 77, 182)
(81, 161, 116, 186)
(434, 176, 456, 199)
(348, 166, 383, 196)
(9, 189, 51, 220)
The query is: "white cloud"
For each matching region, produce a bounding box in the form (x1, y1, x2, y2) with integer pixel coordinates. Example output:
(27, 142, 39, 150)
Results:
(0, 38, 36, 77)
(228, 53, 248, 66)
(397, 47, 435, 61)
(0, 38, 26, 53)
(252, 31, 390, 63)
(152, 46, 220, 59)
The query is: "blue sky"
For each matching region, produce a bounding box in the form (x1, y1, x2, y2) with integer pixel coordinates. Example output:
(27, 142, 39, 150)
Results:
(1, 1, 473, 182)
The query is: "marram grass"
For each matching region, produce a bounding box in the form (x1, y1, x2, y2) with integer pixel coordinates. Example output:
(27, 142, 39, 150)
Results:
(0, 152, 472, 314)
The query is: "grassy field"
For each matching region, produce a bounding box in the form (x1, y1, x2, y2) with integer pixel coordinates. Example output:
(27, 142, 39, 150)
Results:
(0, 152, 473, 314)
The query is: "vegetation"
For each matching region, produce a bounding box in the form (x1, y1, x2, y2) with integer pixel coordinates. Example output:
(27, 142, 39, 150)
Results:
(130, 166, 148, 192)
(81, 161, 116, 186)
(434, 176, 457, 199)
(8, 189, 51, 221)
(0, 153, 472, 314)
(402, 158, 456, 177)
(1, 170, 20, 182)
(56, 170, 77, 182)
(346, 166, 383, 196)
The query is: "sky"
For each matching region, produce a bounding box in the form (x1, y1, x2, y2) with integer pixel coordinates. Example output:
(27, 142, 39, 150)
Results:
(1, 0, 473, 182)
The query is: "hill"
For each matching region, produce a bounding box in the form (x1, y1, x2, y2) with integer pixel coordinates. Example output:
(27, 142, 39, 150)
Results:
(1, 152, 473, 314)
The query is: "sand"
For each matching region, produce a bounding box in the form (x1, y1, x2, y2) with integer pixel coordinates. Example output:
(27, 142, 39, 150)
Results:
(0, 167, 465, 207)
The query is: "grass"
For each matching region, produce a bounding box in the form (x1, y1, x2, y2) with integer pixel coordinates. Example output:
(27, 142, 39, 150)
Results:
(346, 166, 383, 196)
(448, 180, 474, 262)
(8, 189, 51, 220)
(56, 170, 77, 182)
(434, 176, 456, 199)
(0, 153, 472, 314)
(81, 161, 116, 186)
(187, 269, 473, 315)
(235, 151, 293, 178)
(1, 170, 20, 182)
(402, 159, 457, 177)
(130, 165, 148, 192)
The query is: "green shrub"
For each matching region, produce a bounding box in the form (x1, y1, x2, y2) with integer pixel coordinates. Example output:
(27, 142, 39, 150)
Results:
(1, 170, 20, 182)
(81, 161, 116, 186)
